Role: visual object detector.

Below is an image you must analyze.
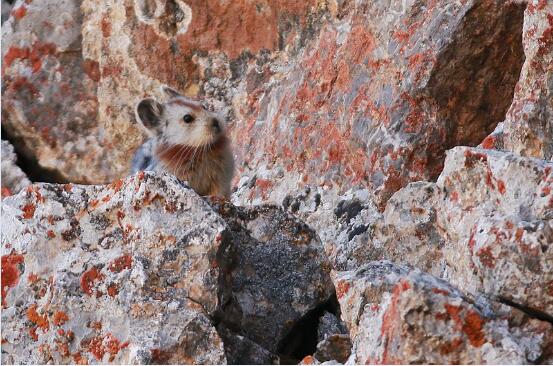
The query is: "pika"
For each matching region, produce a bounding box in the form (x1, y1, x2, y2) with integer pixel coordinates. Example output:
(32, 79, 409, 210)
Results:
(131, 86, 234, 198)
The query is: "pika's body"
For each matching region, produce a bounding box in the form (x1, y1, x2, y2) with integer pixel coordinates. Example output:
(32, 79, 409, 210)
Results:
(131, 87, 234, 198)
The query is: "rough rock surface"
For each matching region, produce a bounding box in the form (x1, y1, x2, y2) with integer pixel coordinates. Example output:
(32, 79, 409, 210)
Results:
(209, 200, 335, 355)
(1, 173, 228, 364)
(1, 172, 334, 364)
(334, 261, 553, 364)
(484, 1, 553, 160)
(1, 140, 31, 197)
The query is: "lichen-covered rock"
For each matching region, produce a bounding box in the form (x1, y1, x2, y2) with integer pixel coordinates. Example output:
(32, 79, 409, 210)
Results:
(484, 2, 553, 160)
(1, 172, 227, 364)
(1, 0, 111, 183)
(209, 200, 335, 355)
(232, 0, 526, 209)
(334, 261, 553, 364)
(1, 172, 336, 364)
(1, 140, 31, 197)
(437, 147, 553, 315)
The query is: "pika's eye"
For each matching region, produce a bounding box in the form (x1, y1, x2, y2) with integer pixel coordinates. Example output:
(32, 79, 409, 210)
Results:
(183, 114, 194, 123)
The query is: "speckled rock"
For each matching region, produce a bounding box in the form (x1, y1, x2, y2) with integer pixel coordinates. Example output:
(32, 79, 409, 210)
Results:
(334, 261, 553, 364)
(1, 172, 336, 364)
(483, 2, 553, 160)
(1, 140, 31, 197)
(209, 199, 335, 356)
(437, 147, 553, 315)
(1, 172, 227, 364)
(2, 0, 110, 183)
(232, 0, 527, 209)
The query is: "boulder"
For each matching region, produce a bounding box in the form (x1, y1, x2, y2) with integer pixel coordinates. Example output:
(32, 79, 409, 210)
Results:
(334, 261, 553, 364)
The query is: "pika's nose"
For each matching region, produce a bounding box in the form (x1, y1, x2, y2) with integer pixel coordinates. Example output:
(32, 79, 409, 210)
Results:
(212, 118, 221, 132)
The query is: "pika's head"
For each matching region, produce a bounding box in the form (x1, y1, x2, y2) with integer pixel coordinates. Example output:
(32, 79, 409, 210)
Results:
(135, 86, 225, 147)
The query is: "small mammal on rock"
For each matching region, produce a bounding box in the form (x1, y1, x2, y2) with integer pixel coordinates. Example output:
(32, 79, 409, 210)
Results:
(131, 86, 234, 198)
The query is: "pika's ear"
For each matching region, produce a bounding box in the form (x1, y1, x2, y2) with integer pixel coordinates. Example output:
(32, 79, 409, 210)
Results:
(161, 86, 183, 99)
(136, 98, 163, 132)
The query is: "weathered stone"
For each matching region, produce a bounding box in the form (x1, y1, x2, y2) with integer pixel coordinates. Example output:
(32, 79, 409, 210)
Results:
(437, 147, 553, 315)
(232, 0, 526, 210)
(334, 261, 553, 364)
(485, 2, 553, 160)
(217, 325, 279, 365)
(209, 199, 335, 355)
(1, 140, 31, 197)
(1, 172, 227, 363)
(313, 334, 351, 364)
(1, 0, 111, 184)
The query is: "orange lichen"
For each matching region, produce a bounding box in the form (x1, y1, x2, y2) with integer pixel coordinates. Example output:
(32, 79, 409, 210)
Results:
(108, 254, 132, 273)
(462, 310, 486, 347)
(27, 304, 49, 330)
(21, 203, 36, 219)
(1, 253, 24, 307)
(52, 311, 69, 326)
(80, 267, 104, 296)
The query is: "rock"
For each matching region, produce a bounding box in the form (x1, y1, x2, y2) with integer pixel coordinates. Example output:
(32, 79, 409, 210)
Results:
(334, 261, 553, 364)
(232, 0, 527, 209)
(317, 312, 347, 342)
(209, 199, 335, 356)
(1, 0, 13, 23)
(217, 325, 279, 365)
(1, 172, 227, 364)
(1, 172, 335, 364)
(313, 334, 351, 364)
(1, 140, 31, 197)
(436, 147, 553, 315)
(1, 0, 111, 184)
(485, 2, 553, 160)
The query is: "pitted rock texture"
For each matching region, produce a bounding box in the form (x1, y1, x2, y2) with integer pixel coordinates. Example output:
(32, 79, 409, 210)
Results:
(209, 200, 335, 356)
(334, 261, 553, 364)
(2, 0, 108, 183)
(1, 173, 228, 364)
(1, 172, 335, 364)
(1, 140, 31, 197)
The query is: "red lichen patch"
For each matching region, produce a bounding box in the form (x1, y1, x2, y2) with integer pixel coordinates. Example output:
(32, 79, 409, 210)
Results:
(27, 185, 45, 203)
(89, 199, 99, 209)
(462, 310, 486, 347)
(47, 230, 56, 238)
(444, 304, 462, 329)
(432, 288, 450, 296)
(335, 280, 350, 299)
(86, 333, 128, 362)
(11, 5, 27, 20)
(80, 267, 104, 296)
(108, 254, 132, 273)
(137, 171, 145, 180)
(27, 273, 39, 283)
(82, 59, 100, 82)
(29, 326, 40, 341)
(73, 352, 89, 365)
(1, 187, 13, 197)
(449, 191, 459, 202)
(52, 311, 69, 326)
(463, 150, 488, 168)
(481, 135, 496, 149)
(107, 283, 119, 297)
(542, 186, 551, 196)
(21, 203, 36, 219)
(476, 247, 495, 268)
(439, 337, 463, 355)
(63, 183, 73, 192)
(497, 180, 506, 195)
(101, 15, 111, 38)
(1, 253, 24, 307)
(380, 280, 412, 364)
(27, 304, 49, 330)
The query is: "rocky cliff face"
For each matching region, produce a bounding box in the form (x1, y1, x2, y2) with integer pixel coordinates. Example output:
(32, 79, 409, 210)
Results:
(2, 0, 552, 364)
